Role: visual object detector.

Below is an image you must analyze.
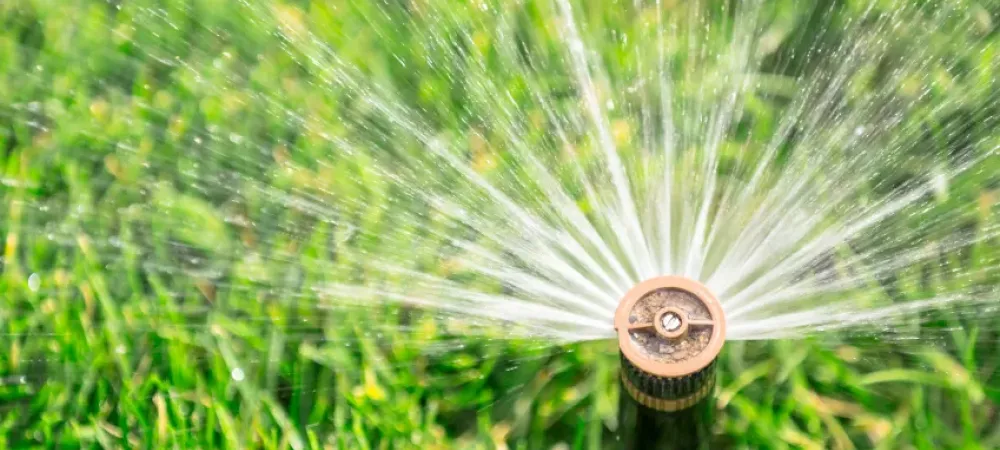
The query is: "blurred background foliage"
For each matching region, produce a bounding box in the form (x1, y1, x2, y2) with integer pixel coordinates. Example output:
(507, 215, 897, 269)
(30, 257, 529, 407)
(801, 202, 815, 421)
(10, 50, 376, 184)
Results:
(2, 0, 1000, 448)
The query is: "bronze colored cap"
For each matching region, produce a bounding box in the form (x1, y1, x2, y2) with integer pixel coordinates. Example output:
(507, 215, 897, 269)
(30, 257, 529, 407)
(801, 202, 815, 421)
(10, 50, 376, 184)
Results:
(614, 276, 726, 378)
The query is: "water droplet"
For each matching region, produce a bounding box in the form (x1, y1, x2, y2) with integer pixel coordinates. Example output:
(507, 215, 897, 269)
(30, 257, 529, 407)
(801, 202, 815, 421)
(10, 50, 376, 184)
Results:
(231, 368, 245, 382)
(27, 273, 40, 292)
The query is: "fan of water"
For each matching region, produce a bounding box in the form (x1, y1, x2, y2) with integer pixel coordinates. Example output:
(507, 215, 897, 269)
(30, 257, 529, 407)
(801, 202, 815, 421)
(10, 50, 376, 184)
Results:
(4, 0, 999, 347)
(249, 0, 1000, 342)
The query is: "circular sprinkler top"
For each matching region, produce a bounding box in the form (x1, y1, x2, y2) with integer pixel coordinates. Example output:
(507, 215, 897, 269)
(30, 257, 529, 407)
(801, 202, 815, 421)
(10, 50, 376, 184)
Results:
(614, 276, 726, 378)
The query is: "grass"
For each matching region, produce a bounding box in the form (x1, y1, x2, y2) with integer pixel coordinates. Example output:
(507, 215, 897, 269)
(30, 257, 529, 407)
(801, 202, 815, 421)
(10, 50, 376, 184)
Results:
(1, 0, 1000, 448)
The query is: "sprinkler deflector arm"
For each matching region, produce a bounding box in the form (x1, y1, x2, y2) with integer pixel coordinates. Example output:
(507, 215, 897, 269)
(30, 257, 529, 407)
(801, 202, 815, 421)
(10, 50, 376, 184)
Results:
(613, 277, 725, 450)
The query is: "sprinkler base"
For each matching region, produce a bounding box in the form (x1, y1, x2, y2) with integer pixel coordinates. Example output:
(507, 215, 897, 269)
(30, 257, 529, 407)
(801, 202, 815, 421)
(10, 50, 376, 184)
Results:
(618, 388, 714, 450)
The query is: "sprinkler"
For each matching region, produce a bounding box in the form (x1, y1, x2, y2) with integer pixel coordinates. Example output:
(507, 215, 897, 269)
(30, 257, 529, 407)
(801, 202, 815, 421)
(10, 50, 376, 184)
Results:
(614, 276, 726, 450)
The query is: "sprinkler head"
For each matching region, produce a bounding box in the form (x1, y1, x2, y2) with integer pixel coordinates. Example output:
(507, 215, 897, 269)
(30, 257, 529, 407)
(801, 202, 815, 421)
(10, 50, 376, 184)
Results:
(614, 276, 726, 411)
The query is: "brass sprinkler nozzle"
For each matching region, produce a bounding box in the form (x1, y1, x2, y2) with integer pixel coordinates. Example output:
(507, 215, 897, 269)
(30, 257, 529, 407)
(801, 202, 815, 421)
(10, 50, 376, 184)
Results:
(614, 276, 726, 411)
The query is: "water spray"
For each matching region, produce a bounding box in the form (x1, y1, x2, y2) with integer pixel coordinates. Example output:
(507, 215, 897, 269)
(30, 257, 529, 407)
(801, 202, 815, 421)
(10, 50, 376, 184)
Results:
(615, 276, 726, 450)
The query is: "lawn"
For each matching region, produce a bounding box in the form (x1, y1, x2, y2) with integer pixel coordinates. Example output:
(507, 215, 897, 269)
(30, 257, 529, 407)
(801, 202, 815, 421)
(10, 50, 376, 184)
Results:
(1, 0, 1000, 448)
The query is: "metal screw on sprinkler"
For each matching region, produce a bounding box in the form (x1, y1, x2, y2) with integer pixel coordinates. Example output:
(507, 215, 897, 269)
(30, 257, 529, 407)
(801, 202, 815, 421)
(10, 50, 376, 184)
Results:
(661, 312, 681, 331)
(614, 276, 727, 450)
